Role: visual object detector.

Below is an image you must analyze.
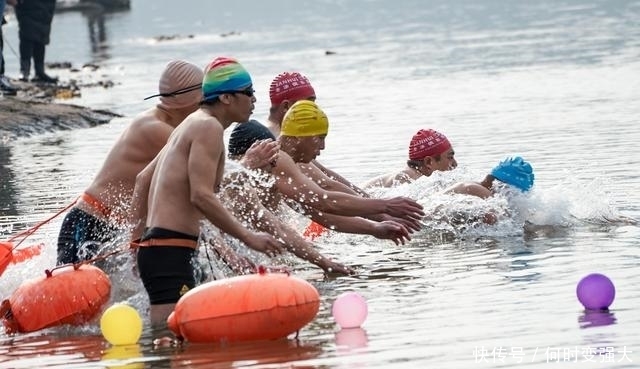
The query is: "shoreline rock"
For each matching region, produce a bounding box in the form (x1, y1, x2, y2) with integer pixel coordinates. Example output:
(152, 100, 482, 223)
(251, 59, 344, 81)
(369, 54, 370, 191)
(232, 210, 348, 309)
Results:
(0, 63, 121, 141)
(0, 97, 121, 140)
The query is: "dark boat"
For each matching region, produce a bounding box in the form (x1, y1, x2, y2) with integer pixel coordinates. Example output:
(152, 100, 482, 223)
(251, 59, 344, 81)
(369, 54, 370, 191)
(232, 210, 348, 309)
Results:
(56, 0, 130, 13)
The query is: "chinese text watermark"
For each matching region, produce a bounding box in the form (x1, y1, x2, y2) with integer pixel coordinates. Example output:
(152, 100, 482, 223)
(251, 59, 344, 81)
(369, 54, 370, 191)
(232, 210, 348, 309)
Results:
(473, 346, 633, 364)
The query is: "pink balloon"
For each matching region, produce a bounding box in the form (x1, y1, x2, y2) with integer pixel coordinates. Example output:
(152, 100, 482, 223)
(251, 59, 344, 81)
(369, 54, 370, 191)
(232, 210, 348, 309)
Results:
(576, 273, 615, 310)
(335, 327, 368, 349)
(332, 292, 368, 329)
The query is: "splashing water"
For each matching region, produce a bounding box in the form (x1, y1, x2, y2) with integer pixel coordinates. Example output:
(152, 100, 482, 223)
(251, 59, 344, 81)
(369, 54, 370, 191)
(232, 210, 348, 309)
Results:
(361, 165, 636, 242)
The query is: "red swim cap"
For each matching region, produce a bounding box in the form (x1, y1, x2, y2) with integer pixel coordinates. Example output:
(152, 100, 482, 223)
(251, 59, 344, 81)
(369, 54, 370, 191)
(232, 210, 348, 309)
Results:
(269, 72, 316, 106)
(408, 129, 452, 160)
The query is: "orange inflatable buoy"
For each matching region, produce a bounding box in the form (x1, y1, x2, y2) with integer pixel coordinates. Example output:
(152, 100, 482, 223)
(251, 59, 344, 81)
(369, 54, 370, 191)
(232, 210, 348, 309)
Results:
(168, 272, 320, 343)
(11, 243, 44, 263)
(0, 241, 45, 276)
(1, 264, 111, 334)
(0, 242, 13, 276)
(303, 221, 328, 241)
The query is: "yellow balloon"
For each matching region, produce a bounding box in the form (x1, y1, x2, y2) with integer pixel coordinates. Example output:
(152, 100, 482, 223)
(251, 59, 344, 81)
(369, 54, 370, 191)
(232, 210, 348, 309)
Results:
(100, 304, 143, 346)
(102, 345, 144, 369)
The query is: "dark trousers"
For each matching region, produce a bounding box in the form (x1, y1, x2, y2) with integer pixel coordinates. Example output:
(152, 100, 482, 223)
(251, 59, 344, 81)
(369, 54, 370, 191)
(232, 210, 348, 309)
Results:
(19, 38, 47, 78)
(0, 24, 5, 75)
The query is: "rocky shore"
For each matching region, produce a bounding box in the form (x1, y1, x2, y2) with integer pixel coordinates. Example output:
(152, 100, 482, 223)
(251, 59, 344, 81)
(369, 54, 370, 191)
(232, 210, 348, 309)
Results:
(0, 63, 121, 140)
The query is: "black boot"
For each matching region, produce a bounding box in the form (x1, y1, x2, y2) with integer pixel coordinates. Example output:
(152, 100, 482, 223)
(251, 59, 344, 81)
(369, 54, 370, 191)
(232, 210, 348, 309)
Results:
(19, 58, 30, 82)
(32, 43, 57, 84)
(18, 39, 33, 82)
(32, 73, 58, 84)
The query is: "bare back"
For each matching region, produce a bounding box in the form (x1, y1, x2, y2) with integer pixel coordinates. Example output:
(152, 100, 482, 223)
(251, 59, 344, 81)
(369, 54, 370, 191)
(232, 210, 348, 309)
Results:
(145, 109, 226, 237)
(363, 168, 417, 189)
(84, 108, 174, 219)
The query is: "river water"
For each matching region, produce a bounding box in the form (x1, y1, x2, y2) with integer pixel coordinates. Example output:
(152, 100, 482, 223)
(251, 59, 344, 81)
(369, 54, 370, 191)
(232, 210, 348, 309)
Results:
(0, 0, 639, 368)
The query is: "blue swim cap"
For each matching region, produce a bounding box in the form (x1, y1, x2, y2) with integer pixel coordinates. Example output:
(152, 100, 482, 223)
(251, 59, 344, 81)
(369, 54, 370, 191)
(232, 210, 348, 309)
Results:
(490, 156, 535, 192)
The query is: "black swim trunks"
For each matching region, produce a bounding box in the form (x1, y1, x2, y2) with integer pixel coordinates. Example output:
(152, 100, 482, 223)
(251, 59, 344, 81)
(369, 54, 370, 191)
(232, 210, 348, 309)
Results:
(136, 227, 200, 305)
(56, 207, 118, 265)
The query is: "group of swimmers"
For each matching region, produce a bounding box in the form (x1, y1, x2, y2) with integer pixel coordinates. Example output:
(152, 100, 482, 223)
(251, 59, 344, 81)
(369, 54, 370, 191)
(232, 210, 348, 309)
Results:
(52, 56, 535, 327)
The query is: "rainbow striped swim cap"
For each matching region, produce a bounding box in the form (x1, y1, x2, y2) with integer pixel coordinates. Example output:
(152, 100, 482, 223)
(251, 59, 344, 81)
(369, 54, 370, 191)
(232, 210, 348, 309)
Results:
(202, 57, 252, 102)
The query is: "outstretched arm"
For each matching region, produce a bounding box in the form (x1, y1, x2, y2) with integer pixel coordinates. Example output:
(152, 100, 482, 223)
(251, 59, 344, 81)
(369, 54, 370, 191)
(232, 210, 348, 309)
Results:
(274, 154, 424, 220)
(188, 125, 284, 257)
(205, 233, 256, 275)
(305, 160, 370, 197)
(304, 207, 412, 246)
(269, 216, 354, 275)
(445, 181, 493, 199)
(443, 181, 498, 225)
(220, 176, 354, 275)
(297, 163, 422, 232)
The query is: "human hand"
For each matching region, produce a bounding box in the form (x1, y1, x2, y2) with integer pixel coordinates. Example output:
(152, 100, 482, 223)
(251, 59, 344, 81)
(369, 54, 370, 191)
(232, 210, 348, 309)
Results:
(383, 196, 425, 221)
(482, 211, 498, 225)
(320, 260, 356, 276)
(221, 251, 257, 275)
(379, 213, 423, 233)
(245, 231, 285, 257)
(240, 139, 279, 170)
(208, 238, 257, 274)
(371, 220, 412, 245)
(258, 265, 291, 274)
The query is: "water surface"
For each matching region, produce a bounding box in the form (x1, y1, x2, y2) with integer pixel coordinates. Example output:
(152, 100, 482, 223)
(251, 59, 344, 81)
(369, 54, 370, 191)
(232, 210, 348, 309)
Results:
(1, 0, 639, 368)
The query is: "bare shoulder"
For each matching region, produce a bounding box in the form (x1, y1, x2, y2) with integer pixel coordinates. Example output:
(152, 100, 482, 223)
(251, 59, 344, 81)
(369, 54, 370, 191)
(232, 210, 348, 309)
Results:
(129, 108, 161, 128)
(181, 110, 224, 138)
(113, 109, 172, 149)
(364, 171, 410, 189)
(362, 173, 387, 189)
(132, 109, 172, 132)
(163, 112, 220, 147)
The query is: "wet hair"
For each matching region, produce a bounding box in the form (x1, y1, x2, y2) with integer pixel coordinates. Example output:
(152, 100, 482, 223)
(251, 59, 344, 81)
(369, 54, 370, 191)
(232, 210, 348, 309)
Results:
(200, 97, 220, 106)
(228, 120, 276, 157)
(406, 154, 442, 169)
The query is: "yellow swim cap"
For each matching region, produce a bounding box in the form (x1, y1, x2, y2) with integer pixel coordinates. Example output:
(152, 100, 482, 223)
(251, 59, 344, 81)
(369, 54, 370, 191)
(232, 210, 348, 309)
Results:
(280, 100, 329, 137)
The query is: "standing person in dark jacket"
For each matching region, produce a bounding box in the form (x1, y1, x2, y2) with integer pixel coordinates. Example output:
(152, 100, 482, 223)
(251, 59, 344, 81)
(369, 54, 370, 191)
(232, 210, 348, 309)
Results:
(14, 0, 57, 83)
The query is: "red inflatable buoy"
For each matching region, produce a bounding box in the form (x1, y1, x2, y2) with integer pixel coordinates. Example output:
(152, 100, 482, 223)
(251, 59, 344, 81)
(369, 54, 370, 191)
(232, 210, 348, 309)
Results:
(1, 264, 111, 334)
(168, 272, 320, 343)
(302, 221, 328, 241)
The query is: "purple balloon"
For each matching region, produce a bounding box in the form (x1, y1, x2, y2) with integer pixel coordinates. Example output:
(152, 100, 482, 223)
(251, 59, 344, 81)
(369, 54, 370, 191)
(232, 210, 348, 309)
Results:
(578, 311, 617, 328)
(576, 273, 615, 310)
